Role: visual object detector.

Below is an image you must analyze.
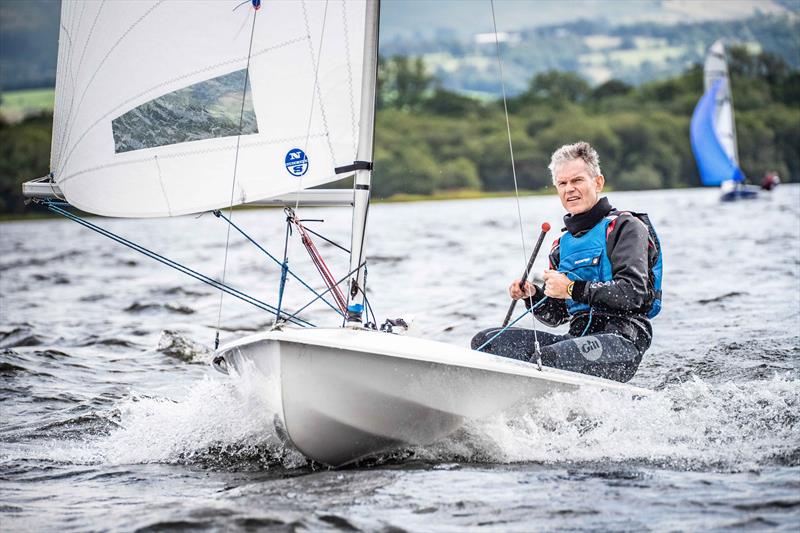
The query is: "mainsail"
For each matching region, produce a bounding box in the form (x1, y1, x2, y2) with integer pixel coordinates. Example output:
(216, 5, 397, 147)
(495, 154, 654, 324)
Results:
(690, 40, 745, 186)
(50, 0, 367, 217)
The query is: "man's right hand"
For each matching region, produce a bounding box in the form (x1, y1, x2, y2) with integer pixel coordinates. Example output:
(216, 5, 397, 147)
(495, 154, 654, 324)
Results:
(508, 279, 535, 300)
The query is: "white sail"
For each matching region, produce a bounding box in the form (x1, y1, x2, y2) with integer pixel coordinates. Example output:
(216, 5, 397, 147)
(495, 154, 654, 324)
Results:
(50, 0, 366, 218)
(703, 39, 739, 166)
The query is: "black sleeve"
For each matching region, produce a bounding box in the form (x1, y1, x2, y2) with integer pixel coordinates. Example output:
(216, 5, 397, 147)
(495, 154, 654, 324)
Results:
(524, 240, 570, 327)
(570, 214, 651, 312)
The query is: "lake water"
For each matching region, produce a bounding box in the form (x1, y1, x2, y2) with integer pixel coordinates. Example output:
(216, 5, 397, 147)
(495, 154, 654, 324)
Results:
(1, 186, 798, 531)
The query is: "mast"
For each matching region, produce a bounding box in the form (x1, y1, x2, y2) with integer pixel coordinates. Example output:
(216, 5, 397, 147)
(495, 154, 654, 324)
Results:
(724, 45, 741, 166)
(345, 0, 380, 324)
(705, 40, 741, 169)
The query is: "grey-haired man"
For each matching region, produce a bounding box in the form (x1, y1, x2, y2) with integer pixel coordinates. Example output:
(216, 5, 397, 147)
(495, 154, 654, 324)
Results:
(471, 141, 660, 383)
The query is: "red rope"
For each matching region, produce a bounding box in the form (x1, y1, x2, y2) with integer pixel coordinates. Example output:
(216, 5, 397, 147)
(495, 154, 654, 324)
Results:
(292, 220, 348, 313)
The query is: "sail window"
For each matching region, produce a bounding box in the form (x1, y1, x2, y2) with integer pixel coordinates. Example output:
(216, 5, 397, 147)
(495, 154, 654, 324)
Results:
(112, 69, 258, 153)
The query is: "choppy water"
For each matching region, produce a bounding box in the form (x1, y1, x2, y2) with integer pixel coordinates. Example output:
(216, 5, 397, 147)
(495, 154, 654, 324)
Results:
(1, 186, 799, 531)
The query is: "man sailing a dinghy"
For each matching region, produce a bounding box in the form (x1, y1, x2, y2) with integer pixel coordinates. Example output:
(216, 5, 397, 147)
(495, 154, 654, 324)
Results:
(472, 141, 661, 383)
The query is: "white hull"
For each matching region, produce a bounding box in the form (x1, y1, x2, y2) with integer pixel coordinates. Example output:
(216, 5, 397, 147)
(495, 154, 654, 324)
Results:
(216, 327, 648, 467)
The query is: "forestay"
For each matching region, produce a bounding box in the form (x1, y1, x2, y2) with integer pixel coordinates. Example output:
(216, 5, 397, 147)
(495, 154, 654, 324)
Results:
(51, 0, 366, 217)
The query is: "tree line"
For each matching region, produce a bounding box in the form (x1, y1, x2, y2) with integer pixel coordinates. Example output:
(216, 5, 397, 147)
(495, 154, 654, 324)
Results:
(372, 46, 798, 197)
(1, 46, 797, 214)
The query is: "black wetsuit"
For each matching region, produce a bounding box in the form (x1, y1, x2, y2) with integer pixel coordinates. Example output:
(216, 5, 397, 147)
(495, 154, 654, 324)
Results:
(472, 197, 656, 383)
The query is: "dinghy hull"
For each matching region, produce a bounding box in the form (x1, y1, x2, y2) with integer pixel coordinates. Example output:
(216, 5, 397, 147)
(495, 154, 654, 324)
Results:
(216, 328, 647, 467)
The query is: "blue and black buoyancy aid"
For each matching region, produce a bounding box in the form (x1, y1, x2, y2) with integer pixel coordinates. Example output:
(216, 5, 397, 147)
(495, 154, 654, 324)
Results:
(558, 212, 662, 318)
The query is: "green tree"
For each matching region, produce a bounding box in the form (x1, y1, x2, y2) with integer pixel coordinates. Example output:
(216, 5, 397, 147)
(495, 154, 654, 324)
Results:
(0, 113, 52, 214)
(519, 70, 592, 105)
(378, 55, 434, 112)
(591, 79, 632, 100)
(437, 157, 480, 190)
(616, 164, 663, 190)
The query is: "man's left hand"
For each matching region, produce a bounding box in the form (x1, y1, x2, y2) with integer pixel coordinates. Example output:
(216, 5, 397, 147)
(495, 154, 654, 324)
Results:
(543, 270, 572, 299)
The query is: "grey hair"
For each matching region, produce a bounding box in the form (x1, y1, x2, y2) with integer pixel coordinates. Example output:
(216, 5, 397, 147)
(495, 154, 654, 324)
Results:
(548, 141, 601, 184)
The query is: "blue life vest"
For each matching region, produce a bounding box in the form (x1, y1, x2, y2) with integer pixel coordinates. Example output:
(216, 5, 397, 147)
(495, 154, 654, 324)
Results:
(558, 212, 663, 318)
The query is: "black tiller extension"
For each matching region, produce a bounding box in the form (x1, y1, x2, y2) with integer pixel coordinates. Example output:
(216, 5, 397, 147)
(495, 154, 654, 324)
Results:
(502, 222, 551, 327)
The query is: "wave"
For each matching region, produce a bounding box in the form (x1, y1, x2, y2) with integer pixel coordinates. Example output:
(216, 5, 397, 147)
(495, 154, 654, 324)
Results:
(0, 325, 45, 348)
(90, 371, 307, 470)
(415, 373, 800, 470)
(157, 330, 213, 363)
(22, 368, 787, 473)
(0, 250, 85, 272)
(124, 302, 196, 315)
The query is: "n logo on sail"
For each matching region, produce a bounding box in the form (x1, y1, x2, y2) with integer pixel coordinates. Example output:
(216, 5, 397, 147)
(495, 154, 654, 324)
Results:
(285, 148, 309, 177)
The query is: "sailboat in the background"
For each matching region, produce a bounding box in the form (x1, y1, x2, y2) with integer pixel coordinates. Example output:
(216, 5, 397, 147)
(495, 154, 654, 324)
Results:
(690, 40, 760, 202)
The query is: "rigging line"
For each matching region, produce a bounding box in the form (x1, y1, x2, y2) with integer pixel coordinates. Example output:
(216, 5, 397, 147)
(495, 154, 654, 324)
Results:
(475, 297, 548, 353)
(213, 210, 344, 316)
(291, 215, 349, 312)
(301, 225, 350, 254)
(294, 0, 331, 213)
(41, 201, 312, 327)
(216, 7, 260, 348)
(353, 278, 378, 327)
(282, 260, 366, 324)
(276, 217, 292, 321)
(490, 0, 539, 339)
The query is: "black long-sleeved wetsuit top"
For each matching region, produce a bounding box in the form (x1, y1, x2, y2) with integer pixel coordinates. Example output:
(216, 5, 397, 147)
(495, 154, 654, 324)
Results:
(525, 197, 655, 353)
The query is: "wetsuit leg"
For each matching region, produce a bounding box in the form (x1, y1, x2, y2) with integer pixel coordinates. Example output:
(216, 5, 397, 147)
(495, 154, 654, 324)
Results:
(471, 327, 565, 361)
(538, 333, 642, 383)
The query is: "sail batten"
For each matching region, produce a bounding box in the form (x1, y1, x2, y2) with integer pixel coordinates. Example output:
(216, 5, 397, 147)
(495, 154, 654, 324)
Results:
(50, 0, 367, 218)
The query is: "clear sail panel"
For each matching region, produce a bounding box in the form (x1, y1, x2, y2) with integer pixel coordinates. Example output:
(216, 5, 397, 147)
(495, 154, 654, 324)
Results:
(112, 70, 258, 154)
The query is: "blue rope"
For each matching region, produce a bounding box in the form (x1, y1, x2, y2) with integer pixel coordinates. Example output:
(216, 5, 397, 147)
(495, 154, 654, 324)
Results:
(476, 297, 548, 352)
(213, 210, 344, 317)
(276, 218, 291, 321)
(42, 201, 313, 328)
(282, 260, 366, 325)
(580, 309, 594, 336)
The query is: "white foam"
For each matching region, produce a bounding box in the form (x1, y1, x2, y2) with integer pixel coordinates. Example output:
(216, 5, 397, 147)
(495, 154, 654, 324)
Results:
(23, 370, 795, 471)
(418, 373, 799, 469)
(92, 365, 306, 468)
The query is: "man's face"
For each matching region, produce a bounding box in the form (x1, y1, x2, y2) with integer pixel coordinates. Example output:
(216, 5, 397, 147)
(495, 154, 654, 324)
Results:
(555, 158, 605, 215)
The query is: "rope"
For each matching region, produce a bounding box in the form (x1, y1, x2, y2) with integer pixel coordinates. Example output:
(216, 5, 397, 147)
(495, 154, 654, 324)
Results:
(213, 210, 344, 316)
(215, 6, 259, 349)
(475, 297, 548, 352)
(490, 0, 542, 354)
(289, 214, 349, 313)
(282, 260, 366, 324)
(301, 225, 350, 254)
(580, 309, 594, 337)
(40, 200, 312, 328)
(275, 217, 292, 321)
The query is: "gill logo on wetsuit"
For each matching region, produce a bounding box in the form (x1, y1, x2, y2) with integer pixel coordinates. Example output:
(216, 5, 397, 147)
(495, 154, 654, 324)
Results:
(575, 336, 603, 361)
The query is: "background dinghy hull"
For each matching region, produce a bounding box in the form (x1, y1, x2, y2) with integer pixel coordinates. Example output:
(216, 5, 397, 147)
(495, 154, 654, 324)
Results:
(218, 328, 647, 467)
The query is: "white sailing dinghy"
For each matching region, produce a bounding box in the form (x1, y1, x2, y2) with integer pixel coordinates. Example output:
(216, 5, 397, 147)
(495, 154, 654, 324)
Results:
(25, 0, 647, 467)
